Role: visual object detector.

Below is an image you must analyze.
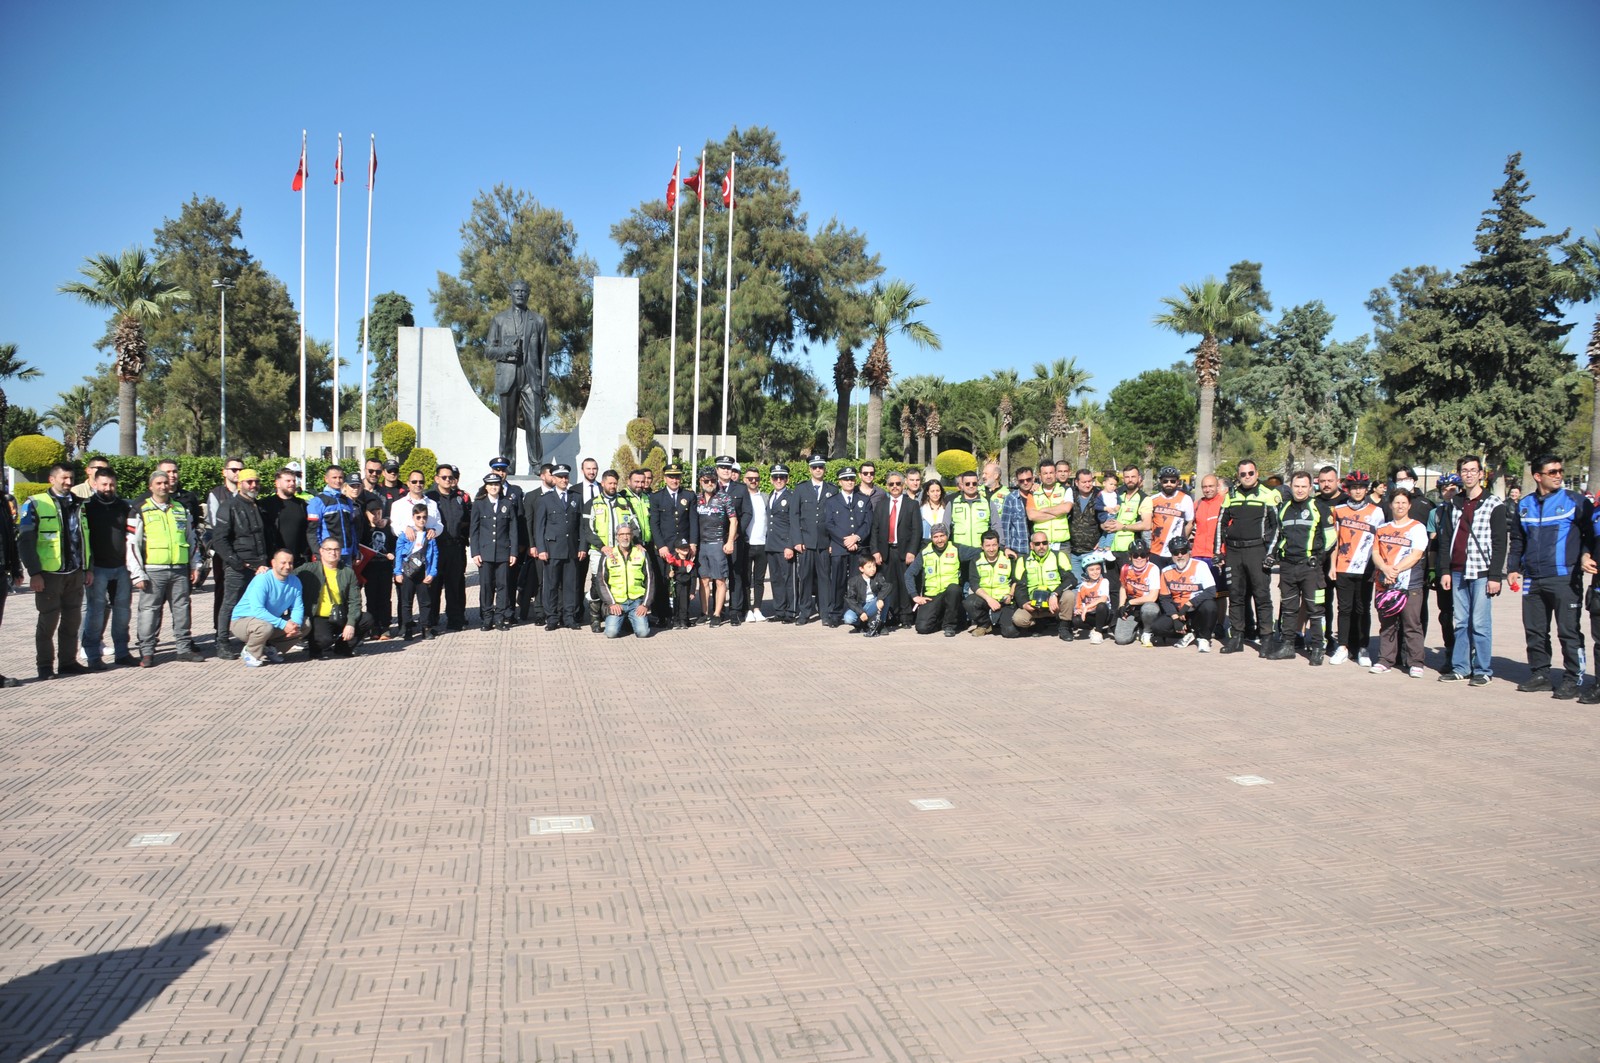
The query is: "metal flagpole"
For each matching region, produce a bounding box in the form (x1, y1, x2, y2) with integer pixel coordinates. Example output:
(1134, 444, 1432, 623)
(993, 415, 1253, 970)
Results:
(689, 149, 707, 475)
(298, 129, 308, 475)
(718, 153, 735, 456)
(667, 148, 681, 462)
(332, 133, 344, 460)
(359, 133, 375, 450)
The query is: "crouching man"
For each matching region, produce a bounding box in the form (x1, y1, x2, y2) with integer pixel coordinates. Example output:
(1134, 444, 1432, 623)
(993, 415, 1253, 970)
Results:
(296, 536, 375, 658)
(230, 549, 305, 667)
(594, 522, 654, 639)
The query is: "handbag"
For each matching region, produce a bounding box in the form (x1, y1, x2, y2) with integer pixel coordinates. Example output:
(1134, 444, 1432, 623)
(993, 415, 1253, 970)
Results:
(403, 549, 427, 580)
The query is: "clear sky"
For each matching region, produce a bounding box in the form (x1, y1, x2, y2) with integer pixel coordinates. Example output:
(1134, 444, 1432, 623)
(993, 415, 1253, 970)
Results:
(3, 0, 1596, 452)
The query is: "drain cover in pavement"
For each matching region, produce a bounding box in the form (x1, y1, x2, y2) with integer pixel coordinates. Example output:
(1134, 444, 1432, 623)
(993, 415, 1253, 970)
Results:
(530, 815, 595, 834)
(909, 798, 953, 810)
(1228, 775, 1274, 786)
(128, 832, 181, 847)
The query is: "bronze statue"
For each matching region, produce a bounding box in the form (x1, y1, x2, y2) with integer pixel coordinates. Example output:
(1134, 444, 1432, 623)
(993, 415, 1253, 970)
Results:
(484, 279, 549, 475)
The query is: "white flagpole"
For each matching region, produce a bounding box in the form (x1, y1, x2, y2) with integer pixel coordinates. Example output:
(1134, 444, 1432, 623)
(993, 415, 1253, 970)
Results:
(298, 129, 308, 475)
(332, 132, 344, 460)
(689, 149, 707, 475)
(718, 153, 735, 455)
(359, 133, 375, 449)
(667, 147, 682, 463)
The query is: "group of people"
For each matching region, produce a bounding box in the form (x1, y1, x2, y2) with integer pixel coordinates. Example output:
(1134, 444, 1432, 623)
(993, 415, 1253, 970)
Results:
(0, 446, 1592, 701)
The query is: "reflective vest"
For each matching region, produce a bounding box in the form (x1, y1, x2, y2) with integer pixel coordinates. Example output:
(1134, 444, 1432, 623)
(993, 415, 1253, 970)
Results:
(139, 499, 191, 566)
(26, 493, 89, 573)
(623, 491, 652, 544)
(1111, 490, 1145, 551)
(948, 495, 990, 548)
(590, 492, 635, 547)
(1031, 483, 1072, 543)
(605, 545, 650, 602)
(1019, 550, 1064, 597)
(971, 553, 1012, 599)
(920, 542, 962, 596)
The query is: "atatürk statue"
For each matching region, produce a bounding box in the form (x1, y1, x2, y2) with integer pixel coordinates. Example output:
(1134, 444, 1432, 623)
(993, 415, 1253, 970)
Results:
(485, 279, 548, 475)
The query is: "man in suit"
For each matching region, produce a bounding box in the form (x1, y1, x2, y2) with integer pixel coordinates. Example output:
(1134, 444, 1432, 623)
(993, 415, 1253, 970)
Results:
(794, 455, 836, 625)
(484, 279, 548, 475)
(823, 467, 875, 627)
(649, 464, 698, 626)
(426, 465, 472, 633)
(872, 469, 923, 628)
(714, 456, 755, 625)
(534, 465, 585, 630)
(763, 464, 798, 623)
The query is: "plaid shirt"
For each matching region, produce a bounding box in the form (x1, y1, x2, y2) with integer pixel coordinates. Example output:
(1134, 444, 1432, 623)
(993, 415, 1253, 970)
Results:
(999, 488, 1030, 555)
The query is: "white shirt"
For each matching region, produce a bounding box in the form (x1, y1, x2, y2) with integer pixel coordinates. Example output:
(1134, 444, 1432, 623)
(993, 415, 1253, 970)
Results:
(748, 491, 769, 546)
(391, 494, 442, 539)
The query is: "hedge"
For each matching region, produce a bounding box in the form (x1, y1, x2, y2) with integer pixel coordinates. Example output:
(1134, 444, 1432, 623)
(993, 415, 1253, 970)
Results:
(5, 434, 67, 479)
(399, 446, 438, 485)
(382, 421, 416, 461)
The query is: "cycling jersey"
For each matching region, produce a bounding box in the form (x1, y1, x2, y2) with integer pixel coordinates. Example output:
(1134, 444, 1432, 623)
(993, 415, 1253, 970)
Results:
(1332, 500, 1383, 575)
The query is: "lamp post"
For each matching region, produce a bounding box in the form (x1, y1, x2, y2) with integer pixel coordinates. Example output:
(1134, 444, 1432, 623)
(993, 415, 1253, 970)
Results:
(212, 278, 235, 457)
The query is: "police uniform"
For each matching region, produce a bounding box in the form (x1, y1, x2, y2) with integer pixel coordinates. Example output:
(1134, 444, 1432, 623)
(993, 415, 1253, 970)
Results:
(471, 474, 522, 629)
(822, 472, 874, 625)
(649, 466, 699, 625)
(763, 466, 797, 622)
(794, 457, 837, 624)
(535, 470, 583, 628)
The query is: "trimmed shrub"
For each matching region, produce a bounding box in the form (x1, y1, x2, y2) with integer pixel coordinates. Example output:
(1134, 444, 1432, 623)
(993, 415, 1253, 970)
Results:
(933, 449, 979, 481)
(6, 434, 67, 479)
(398, 446, 437, 486)
(611, 444, 638, 478)
(625, 417, 655, 460)
(14, 481, 52, 505)
(382, 421, 417, 462)
(365, 446, 387, 464)
(642, 446, 666, 487)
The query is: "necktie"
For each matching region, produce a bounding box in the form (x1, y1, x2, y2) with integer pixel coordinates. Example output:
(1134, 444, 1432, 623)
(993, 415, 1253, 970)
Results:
(890, 499, 900, 545)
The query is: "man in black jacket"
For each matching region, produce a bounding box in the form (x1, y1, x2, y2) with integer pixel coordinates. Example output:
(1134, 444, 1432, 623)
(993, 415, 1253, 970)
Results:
(534, 465, 586, 629)
(648, 464, 698, 626)
(261, 468, 312, 565)
(426, 464, 472, 633)
(81, 465, 134, 669)
(871, 469, 922, 628)
(0, 482, 21, 686)
(715, 456, 755, 624)
(211, 470, 270, 660)
(794, 455, 836, 625)
(470, 473, 521, 630)
(764, 465, 799, 623)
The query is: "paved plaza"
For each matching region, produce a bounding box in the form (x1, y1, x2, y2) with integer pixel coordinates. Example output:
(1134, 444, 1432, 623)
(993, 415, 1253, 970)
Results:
(1, 582, 1598, 1062)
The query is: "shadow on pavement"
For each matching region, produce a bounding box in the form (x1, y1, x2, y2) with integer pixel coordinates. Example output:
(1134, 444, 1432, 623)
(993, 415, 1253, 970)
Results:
(0, 924, 229, 1063)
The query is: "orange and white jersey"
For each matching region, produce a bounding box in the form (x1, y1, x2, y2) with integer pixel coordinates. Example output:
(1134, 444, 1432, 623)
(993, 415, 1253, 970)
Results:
(1332, 500, 1383, 575)
(1140, 491, 1195, 556)
(1120, 560, 1161, 602)
(1159, 557, 1215, 608)
(1074, 577, 1110, 616)
(1373, 518, 1428, 590)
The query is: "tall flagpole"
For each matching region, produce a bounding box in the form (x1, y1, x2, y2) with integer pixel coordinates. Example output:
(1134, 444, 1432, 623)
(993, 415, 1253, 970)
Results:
(718, 153, 736, 455)
(332, 133, 344, 460)
(359, 133, 376, 449)
(667, 148, 682, 463)
(689, 149, 707, 474)
(298, 129, 308, 475)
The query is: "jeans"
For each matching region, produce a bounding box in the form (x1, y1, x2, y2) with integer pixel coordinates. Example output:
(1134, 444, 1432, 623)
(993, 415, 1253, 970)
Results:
(81, 564, 131, 662)
(1450, 573, 1494, 678)
(842, 600, 882, 627)
(603, 598, 652, 638)
(137, 566, 193, 656)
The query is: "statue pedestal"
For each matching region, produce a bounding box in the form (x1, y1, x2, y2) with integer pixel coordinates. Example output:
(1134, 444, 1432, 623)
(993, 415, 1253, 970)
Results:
(397, 276, 639, 472)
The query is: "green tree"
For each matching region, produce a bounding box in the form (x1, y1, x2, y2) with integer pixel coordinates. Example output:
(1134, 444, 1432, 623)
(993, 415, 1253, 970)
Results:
(43, 380, 117, 458)
(988, 368, 1024, 480)
(1214, 260, 1274, 433)
(613, 128, 880, 459)
(433, 186, 598, 415)
(1027, 357, 1093, 462)
(1152, 278, 1263, 477)
(1103, 369, 1197, 474)
(0, 342, 43, 466)
(859, 279, 940, 460)
(1239, 302, 1373, 473)
(58, 247, 191, 455)
(1376, 153, 1577, 480)
(355, 291, 415, 428)
(1554, 230, 1600, 476)
(5, 405, 42, 448)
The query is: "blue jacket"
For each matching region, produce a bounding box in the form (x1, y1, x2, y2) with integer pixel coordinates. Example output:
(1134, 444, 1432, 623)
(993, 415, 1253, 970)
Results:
(1508, 488, 1593, 581)
(394, 529, 438, 578)
(233, 570, 306, 628)
(306, 489, 360, 562)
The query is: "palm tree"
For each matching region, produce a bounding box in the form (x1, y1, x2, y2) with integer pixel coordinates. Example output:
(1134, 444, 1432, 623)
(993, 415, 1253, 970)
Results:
(1153, 278, 1263, 478)
(1073, 398, 1103, 471)
(43, 384, 116, 459)
(830, 343, 857, 459)
(0, 342, 43, 465)
(898, 402, 913, 461)
(58, 247, 190, 455)
(954, 409, 1035, 469)
(1028, 358, 1093, 462)
(858, 279, 941, 460)
(1557, 231, 1600, 477)
(988, 368, 1023, 480)
(925, 401, 942, 457)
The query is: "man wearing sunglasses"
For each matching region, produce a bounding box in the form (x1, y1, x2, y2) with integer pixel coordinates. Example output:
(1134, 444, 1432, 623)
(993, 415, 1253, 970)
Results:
(211, 469, 270, 660)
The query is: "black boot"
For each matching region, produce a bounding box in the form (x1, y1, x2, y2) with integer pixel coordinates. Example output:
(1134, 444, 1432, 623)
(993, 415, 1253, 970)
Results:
(1262, 634, 1296, 661)
(1220, 636, 1244, 654)
(588, 599, 604, 634)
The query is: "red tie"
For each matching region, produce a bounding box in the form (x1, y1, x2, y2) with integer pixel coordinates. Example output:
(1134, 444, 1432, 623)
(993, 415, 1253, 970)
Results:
(889, 499, 900, 545)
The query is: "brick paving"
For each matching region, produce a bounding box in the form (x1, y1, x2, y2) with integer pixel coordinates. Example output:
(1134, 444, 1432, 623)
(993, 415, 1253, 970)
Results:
(1, 580, 1597, 1061)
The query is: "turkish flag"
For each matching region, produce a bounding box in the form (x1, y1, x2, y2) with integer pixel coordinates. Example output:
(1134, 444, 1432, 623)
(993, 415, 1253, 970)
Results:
(721, 165, 733, 208)
(367, 140, 377, 190)
(684, 164, 702, 197)
(666, 160, 678, 210)
(333, 140, 344, 186)
(291, 147, 305, 191)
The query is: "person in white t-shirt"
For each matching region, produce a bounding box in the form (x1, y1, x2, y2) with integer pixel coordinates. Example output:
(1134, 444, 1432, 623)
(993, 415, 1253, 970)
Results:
(1369, 488, 1430, 677)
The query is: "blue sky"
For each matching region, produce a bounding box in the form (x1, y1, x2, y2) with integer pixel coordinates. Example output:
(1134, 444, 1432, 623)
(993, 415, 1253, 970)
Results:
(3, 0, 1596, 452)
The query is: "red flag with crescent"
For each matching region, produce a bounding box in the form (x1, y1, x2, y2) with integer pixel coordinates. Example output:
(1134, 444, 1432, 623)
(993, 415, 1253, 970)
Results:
(291, 144, 306, 191)
(684, 164, 703, 197)
(667, 160, 679, 210)
(368, 139, 378, 190)
(333, 139, 344, 186)
(721, 165, 733, 208)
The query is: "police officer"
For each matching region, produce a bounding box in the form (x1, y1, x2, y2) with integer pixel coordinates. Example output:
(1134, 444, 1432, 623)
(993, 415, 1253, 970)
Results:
(649, 463, 698, 627)
(794, 455, 836, 625)
(763, 464, 798, 623)
(479, 457, 529, 624)
(471, 472, 521, 630)
(534, 464, 585, 630)
(1219, 458, 1281, 653)
(823, 467, 874, 627)
(1265, 470, 1332, 664)
(964, 529, 1015, 636)
(1002, 527, 1072, 639)
(715, 456, 755, 625)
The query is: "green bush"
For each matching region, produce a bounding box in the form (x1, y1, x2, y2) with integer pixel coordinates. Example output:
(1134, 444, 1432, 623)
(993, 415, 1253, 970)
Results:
(5, 434, 67, 479)
(14, 481, 51, 505)
(934, 449, 979, 481)
(642, 446, 666, 486)
(365, 446, 387, 464)
(611, 444, 638, 478)
(382, 421, 417, 462)
(399, 446, 438, 486)
(1014, 442, 1041, 475)
(625, 417, 656, 460)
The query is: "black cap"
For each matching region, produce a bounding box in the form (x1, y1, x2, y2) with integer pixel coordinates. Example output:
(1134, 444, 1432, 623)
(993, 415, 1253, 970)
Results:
(808, 455, 827, 468)
(382, 459, 400, 471)
(553, 464, 572, 477)
(664, 463, 684, 476)
(490, 456, 510, 469)
(771, 463, 790, 477)
(715, 455, 736, 469)
(483, 473, 504, 486)
(1130, 541, 1151, 559)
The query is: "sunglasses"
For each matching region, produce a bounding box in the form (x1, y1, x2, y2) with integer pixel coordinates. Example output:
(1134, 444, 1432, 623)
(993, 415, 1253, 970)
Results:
(240, 479, 259, 485)
(408, 479, 425, 485)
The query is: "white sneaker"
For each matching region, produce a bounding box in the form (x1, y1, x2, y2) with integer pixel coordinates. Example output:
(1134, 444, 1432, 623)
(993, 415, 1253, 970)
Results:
(1196, 638, 1211, 653)
(1369, 663, 1390, 675)
(1329, 647, 1349, 666)
(1408, 666, 1425, 679)
(1178, 632, 1196, 648)
(1358, 651, 1373, 668)
(747, 609, 766, 623)
(241, 649, 263, 668)
(1139, 633, 1154, 648)
(1089, 630, 1104, 645)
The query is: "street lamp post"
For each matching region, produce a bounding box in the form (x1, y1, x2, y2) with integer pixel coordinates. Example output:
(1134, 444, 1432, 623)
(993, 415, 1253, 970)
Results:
(213, 278, 235, 457)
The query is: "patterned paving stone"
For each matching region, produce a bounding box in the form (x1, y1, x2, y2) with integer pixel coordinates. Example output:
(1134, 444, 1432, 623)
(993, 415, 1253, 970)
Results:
(1, 585, 1597, 1060)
